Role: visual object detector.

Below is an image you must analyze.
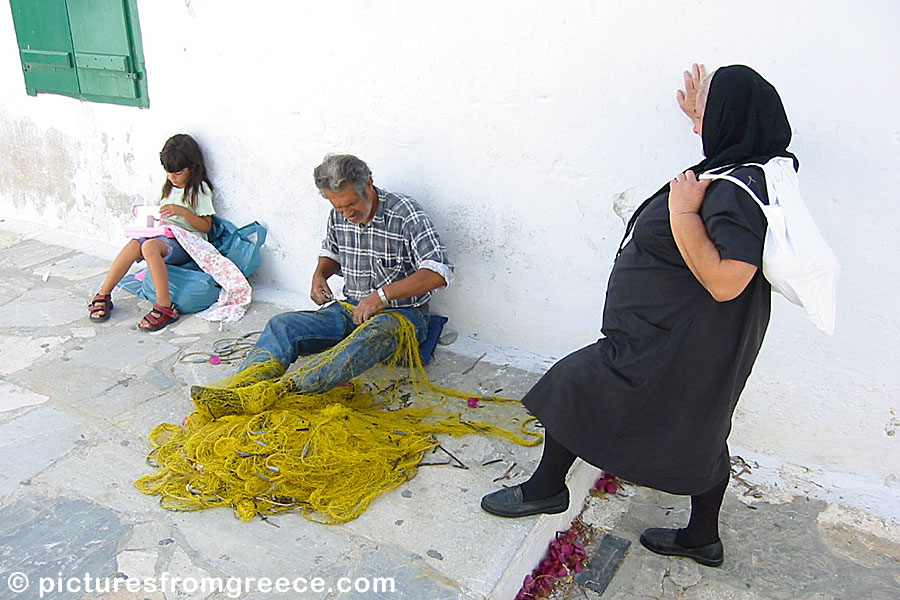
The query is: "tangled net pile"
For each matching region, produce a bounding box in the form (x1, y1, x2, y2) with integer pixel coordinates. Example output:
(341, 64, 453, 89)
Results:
(135, 305, 542, 524)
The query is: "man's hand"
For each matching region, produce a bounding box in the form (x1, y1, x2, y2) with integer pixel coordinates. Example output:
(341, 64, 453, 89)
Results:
(310, 275, 334, 305)
(311, 256, 341, 304)
(669, 170, 711, 216)
(676, 63, 707, 119)
(353, 292, 385, 325)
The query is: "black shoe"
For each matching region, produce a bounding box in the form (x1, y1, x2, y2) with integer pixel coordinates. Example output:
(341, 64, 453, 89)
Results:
(639, 528, 724, 567)
(480, 485, 569, 518)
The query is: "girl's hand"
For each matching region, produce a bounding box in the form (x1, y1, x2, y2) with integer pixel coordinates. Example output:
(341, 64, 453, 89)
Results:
(676, 63, 707, 120)
(669, 170, 711, 216)
(159, 203, 190, 219)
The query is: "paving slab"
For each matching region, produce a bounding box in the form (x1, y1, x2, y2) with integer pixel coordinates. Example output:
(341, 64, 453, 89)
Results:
(328, 544, 464, 600)
(116, 549, 158, 582)
(556, 483, 900, 600)
(167, 509, 353, 591)
(110, 388, 193, 441)
(123, 519, 173, 552)
(344, 449, 539, 597)
(0, 271, 34, 306)
(0, 406, 82, 498)
(0, 380, 49, 415)
(164, 547, 215, 600)
(10, 357, 143, 407)
(0, 496, 128, 600)
(70, 326, 99, 339)
(0, 238, 74, 270)
(26, 434, 162, 516)
(0, 286, 86, 328)
(66, 330, 181, 373)
(0, 333, 70, 377)
(31, 252, 113, 282)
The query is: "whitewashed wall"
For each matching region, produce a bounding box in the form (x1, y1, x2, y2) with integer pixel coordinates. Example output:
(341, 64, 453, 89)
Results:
(1, 0, 898, 517)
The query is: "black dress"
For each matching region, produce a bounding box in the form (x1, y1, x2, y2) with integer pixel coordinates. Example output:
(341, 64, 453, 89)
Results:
(523, 167, 771, 495)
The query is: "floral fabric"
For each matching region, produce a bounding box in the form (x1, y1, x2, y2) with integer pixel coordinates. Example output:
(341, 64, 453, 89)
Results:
(170, 226, 251, 323)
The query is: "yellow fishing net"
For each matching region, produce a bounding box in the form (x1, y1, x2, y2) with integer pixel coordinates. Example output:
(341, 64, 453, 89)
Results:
(135, 304, 542, 523)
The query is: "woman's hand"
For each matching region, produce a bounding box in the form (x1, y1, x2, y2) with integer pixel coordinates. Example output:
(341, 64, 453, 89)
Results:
(669, 170, 711, 216)
(676, 63, 707, 119)
(159, 203, 190, 219)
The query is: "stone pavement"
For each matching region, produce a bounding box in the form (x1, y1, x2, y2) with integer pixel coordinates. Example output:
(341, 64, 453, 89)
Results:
(0, 222, 898, 600)
(557, 482, 900, 600)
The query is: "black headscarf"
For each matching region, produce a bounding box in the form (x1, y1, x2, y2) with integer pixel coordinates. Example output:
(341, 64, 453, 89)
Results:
(692, 64, 797, 173)
(618, 65, 797, 256)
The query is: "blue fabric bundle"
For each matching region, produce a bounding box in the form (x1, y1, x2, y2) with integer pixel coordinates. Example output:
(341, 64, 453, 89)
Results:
(119, 217, 267, 314)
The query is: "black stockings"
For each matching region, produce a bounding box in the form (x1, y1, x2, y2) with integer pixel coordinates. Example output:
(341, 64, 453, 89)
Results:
(519, 430, 728, 547)
(676, 474, 729, 547)
(518, 431, 576, 502)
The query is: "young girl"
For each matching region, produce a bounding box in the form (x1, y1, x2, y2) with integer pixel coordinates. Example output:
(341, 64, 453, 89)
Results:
(88, 134, 216, 331)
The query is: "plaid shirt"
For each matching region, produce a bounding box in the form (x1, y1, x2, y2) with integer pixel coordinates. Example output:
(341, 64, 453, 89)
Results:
(319, 187, 454, 308)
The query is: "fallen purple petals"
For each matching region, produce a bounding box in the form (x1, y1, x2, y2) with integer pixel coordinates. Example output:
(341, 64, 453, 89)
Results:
(594, 472, 620, 495)
(516, 524, 589, 599)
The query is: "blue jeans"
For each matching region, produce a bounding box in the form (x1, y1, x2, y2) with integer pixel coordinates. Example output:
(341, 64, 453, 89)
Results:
(241, 301, 429, 394)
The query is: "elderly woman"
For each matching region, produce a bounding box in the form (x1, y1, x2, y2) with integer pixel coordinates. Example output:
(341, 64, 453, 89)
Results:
(481, 65, 797, 567)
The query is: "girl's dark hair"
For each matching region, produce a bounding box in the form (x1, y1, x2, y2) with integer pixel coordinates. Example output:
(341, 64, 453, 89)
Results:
(159, 134, 213, 208)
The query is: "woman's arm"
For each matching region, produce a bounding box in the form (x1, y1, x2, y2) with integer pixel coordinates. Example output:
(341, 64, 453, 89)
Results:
(669, 170, 758, 302)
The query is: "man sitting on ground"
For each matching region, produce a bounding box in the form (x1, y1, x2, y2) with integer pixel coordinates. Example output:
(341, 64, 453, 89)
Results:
(191, 153, 453, 403)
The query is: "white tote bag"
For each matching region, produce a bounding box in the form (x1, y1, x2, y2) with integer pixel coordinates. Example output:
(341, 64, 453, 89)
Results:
(700, 157, 840, 335)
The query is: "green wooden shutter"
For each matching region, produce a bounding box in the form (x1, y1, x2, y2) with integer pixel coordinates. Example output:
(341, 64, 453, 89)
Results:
(10, 0, 79, 97)
(8, 0, 149, 107)
(66, 0, 148, 106)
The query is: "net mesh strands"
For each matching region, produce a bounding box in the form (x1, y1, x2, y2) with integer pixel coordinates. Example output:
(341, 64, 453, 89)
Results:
(135, 303, 542, 523)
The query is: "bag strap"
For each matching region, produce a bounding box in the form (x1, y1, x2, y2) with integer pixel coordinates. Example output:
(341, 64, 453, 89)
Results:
(698, 169, 767, 211)
(618, 163, 769, 258)
(237, 221, 268, 247)
(616, 194, 653, 258)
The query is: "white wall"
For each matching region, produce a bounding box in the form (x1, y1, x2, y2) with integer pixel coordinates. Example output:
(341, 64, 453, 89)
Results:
(1, 1, 898, 517)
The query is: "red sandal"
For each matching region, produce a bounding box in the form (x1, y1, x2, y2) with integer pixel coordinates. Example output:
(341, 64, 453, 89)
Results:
(88, 293, 113, 322)
(138, 303, 180, 332)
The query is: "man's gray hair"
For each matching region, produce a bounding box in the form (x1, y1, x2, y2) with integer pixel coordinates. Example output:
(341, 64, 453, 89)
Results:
(313, 154, 372, 200)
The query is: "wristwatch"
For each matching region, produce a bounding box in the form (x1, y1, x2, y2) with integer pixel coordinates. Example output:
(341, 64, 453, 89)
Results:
(377, 287, 389, 307)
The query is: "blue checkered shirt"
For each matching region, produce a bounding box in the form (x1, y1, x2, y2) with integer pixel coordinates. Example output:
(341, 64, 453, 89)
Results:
(319, 187, 454, 308)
